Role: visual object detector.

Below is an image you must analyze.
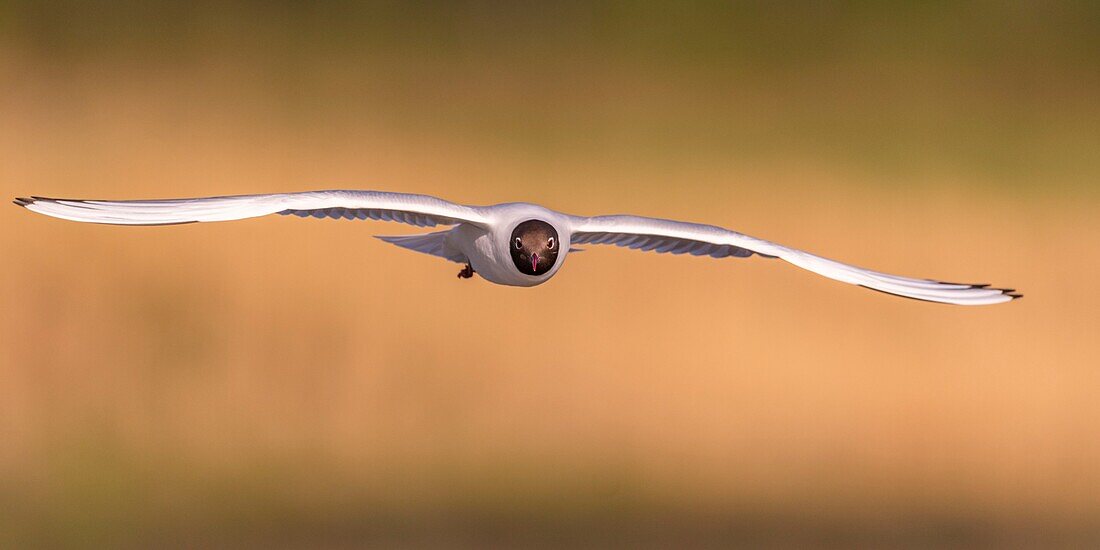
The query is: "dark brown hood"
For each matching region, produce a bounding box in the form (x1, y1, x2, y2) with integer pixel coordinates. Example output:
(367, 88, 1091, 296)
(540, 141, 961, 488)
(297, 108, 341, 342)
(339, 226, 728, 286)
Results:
(510, 219, 559, 276)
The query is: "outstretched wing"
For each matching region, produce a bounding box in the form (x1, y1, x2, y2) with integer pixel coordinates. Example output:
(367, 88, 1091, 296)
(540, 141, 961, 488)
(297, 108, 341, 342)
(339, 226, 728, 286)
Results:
(13, 190, 489, 228)
(570, 214, 1019, 306)
(375, 230, 469, 263)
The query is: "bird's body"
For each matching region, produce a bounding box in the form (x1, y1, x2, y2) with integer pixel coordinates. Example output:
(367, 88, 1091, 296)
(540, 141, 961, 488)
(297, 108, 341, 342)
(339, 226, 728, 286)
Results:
(449, 202, 571, 287)
(14, 189, 1019, 305)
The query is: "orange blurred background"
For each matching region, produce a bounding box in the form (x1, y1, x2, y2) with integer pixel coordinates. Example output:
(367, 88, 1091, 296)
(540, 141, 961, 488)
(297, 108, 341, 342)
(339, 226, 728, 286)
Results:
(2, 2, 1099, 547)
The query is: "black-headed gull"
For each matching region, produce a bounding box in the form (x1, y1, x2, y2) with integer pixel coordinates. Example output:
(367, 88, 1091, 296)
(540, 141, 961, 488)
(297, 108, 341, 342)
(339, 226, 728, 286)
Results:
(14, 190, 1019, 305)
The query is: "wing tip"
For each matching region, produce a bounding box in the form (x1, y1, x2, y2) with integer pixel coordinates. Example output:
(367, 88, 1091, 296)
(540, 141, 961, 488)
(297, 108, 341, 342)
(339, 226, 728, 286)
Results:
(940, 281, 989, 287)
(16, 196, 68, 207)
(859, 284, 1022, 305)
(987, 287, 1022, 300)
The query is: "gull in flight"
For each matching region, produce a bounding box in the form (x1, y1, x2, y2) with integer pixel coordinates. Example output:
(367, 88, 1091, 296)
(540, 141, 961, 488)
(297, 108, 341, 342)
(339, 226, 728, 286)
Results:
(14, 189, 1019, 305)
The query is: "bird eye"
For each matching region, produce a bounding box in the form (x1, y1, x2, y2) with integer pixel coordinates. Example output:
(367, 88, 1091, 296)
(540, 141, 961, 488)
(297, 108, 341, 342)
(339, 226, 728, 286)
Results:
(547, 237, 555, 249)
(514, 237, 523, 250)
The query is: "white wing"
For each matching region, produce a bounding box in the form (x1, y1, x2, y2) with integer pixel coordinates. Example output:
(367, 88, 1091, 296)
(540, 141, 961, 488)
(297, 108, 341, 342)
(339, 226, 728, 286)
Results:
(13, 190, 489, 228)
(570, 214, 1019, 306)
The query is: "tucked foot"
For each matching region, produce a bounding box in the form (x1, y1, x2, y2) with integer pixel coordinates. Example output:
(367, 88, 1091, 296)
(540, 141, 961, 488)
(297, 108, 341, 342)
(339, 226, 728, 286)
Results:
(457, 263, 475, 279)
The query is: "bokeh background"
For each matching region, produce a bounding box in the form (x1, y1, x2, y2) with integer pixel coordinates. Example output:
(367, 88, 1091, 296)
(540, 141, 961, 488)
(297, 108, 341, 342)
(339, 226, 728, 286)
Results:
(2, 2, 1099, 547)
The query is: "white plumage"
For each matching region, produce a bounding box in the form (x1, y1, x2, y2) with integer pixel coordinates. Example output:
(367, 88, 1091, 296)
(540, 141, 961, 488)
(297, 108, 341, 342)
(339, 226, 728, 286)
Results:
(14, 189, 1019, 305)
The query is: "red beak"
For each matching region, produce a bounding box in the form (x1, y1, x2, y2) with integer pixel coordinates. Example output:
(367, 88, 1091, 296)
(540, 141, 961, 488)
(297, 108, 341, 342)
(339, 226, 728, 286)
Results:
(531, 253, 539, 272)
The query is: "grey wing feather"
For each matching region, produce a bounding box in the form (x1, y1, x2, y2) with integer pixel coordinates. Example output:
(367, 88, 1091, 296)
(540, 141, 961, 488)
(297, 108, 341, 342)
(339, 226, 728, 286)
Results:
(569, 213, 1018, 306)
(375, 230, 468, 263)
(14, 190, 489, 228)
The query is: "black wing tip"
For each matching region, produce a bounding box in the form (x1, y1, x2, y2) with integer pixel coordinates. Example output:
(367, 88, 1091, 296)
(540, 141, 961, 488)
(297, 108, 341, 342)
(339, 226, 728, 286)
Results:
(16, 196, 69, 205)
(859, 284, 1023, 305)
(940, 282, 1023, 300)
(939, 281, 991, 288)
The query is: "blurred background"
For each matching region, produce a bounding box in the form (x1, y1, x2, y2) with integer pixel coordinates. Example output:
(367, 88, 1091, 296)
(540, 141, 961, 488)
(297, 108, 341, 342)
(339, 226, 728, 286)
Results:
(2, 1, 1099, 547)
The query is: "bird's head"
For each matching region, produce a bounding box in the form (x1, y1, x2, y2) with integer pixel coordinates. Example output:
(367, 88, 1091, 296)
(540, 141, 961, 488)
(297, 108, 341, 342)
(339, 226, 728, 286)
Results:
(509, 219, 560, 276)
